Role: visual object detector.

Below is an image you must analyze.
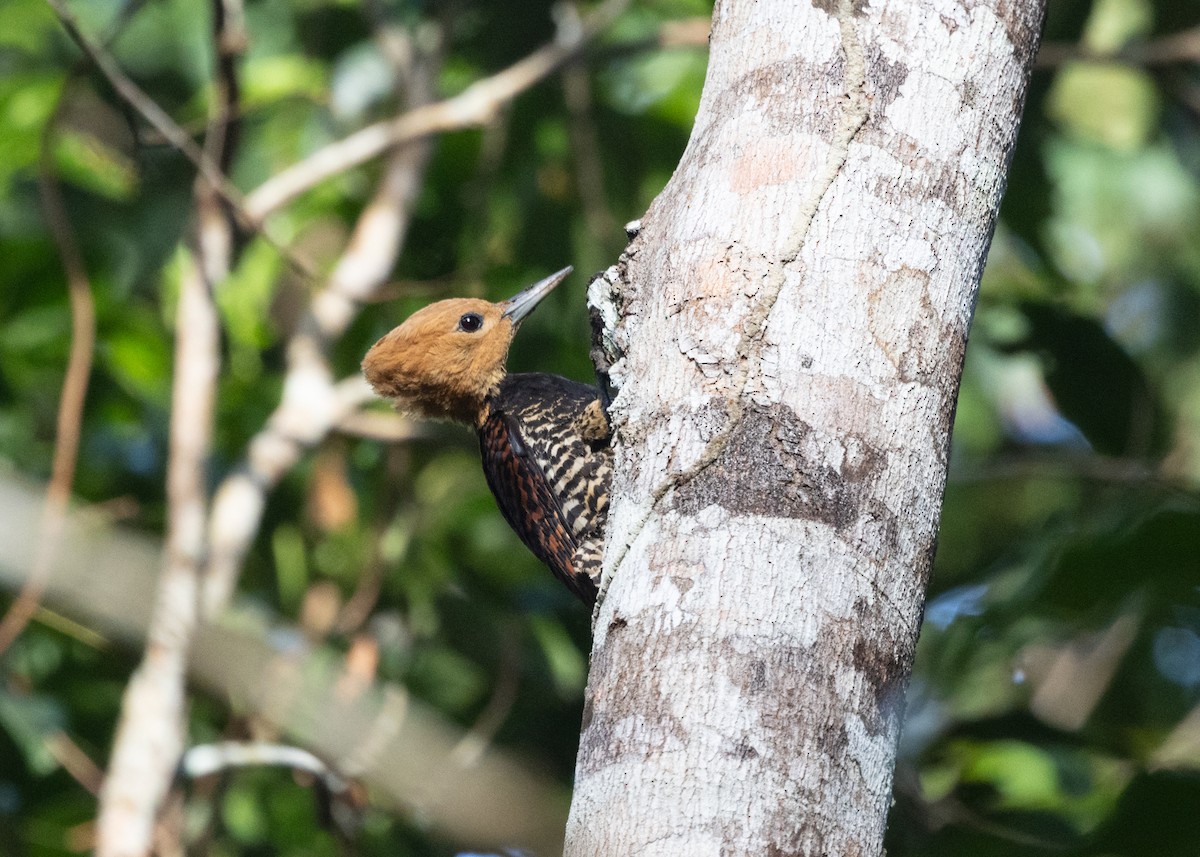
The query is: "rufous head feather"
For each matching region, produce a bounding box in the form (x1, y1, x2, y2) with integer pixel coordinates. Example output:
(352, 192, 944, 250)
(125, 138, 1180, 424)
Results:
(362, 267, 572, 426)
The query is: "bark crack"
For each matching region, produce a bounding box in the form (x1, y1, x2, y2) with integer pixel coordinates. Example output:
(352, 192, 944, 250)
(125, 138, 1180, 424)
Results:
(601, 2, 871, 607)
(669, 0, 870, 486)
(846, 561, 918, 638)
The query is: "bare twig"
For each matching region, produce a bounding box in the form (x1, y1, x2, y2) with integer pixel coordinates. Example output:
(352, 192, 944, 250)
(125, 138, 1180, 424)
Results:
(198, 364, 387, 612)
(334, 445, 409, 635)
(333, 553, 386, 637)
(210, 0, 247, 176)
(1135, 25, 1200, 64)
(948, 452, 1163, 487)
(364, 0, 419, 86)
(46, 730, 106, 796)
(182, 740, 350, 789)
(335, 408, 423, 443)
(43, 0, 315, 279)
(0, 90, 97, 657)
(244, 0, 630, 220)
(181, 741, 362, 840)
(1025, 610, 1141, 732)
(591, 15, 711, 62)
(44, 0, 244, 223)
(451, 623, 522, 767)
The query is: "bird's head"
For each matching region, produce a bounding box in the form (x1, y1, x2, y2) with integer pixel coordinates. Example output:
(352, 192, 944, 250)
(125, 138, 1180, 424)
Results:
(362, 267, 572, 426)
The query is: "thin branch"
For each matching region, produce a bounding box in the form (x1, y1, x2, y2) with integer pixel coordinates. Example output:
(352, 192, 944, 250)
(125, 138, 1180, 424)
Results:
(43, 0, 315, 280)
(336, 408, 423, 443)
(0, 91, 97, 657)
(244, 0, 631, 220)
(201, 378, 383, 616)
(947, 452, 1167, 487)
(210, 0, 247, 176)
(180, 740, 362, 840)
(1141, 26, 1200, 64)
(591, 14, 711, 62)
(46, 730, 106, 796)
(334, 445, 408, 635)
(44, 0, 243, 223)
(451, 623, 522, 767)
(1166, 70, 1200, 120)
(182, 740, 350, 790)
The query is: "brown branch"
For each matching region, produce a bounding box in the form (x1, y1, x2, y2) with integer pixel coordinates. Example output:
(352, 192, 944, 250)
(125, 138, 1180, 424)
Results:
(44, 0, 244, 223)
(948, 452, 1166, 487)
(46, 730, 106, 796)
(43, 0, 316, 280)
(451, 623, 522, 767)
(243, 0, 631, 220)
(591, 15, 711, 62)
(210, 0, 247, 175)
(334, 444, 408, 635)
(1139, 26, 1200, 64)
(0, 477, 569, 853)
(0, 87, 98, 657)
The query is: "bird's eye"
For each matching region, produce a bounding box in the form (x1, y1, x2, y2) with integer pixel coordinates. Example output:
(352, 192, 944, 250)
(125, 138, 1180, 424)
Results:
(458, 313, 484, 333)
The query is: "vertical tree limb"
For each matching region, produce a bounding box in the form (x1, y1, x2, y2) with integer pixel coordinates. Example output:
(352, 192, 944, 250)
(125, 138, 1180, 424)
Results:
(0, 94, 97, 657)
(93, 0, 242, 850)
(94, 208, 225, 857)
(569, 0, 1047, 853)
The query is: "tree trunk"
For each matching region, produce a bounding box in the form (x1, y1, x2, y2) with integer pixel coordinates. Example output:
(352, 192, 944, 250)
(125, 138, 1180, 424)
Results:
(568, 0, 1045, 853)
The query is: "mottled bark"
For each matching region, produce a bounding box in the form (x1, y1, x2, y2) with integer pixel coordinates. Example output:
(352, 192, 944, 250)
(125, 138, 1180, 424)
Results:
(568, 0, 1045, 854)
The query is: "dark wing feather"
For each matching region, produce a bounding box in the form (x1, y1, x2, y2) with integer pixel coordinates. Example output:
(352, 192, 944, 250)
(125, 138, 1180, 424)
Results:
(478, 374, 610, 605)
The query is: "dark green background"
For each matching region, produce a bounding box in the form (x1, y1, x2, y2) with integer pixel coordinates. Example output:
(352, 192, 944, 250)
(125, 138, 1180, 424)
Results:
(2, 0, 1200, 853)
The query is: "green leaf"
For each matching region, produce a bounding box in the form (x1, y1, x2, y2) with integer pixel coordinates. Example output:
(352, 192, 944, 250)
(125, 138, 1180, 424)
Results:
(0, 690, 65, 777)
(406, 644, 486, 713)
(529, 615, 586, 697)
(0, 0, 58, 53)
(53, 128, 138, 201)
(272, 524, 309, 612)
(0, 74, 63, 195)
(102, 313, 173, 402)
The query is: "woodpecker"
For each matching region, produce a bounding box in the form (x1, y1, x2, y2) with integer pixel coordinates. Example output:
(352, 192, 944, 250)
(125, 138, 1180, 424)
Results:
(362, 267, 610, 605)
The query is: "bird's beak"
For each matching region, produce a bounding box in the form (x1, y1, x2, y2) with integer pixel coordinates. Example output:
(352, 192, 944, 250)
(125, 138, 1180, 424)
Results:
(501, 266, 573, 324)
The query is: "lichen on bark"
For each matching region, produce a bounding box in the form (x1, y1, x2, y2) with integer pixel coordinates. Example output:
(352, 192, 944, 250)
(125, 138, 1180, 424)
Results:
(568, 0, 1047, 854)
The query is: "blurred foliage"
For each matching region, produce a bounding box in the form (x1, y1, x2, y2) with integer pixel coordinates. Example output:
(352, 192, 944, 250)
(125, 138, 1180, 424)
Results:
(1, 0, 1200, 854)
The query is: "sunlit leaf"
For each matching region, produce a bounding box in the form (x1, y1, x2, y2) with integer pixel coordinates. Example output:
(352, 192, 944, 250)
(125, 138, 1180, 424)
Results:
(53, 128, 138, 200)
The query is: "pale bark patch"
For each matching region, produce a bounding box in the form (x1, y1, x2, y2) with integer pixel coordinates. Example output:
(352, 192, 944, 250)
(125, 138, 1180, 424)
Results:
(570, 0, 1045, 853)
